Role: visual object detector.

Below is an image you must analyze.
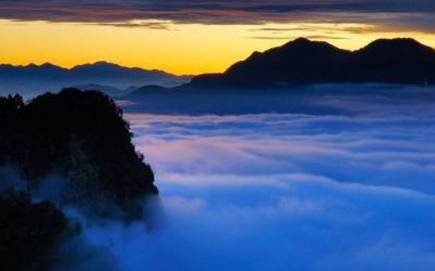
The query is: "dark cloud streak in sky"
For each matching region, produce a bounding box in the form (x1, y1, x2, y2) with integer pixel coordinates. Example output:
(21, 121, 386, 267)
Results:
(0, 1, 435, 32)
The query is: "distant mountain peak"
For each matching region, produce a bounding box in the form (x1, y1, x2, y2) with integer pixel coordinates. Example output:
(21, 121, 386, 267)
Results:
(358, 38, 434, 54)
(365, 37, 422, 47)
(293, 37, 311, 43)
(88, 61, 122, 68)
(283, 37, 311, 46)
(70, 61, 171, 75)
(40, 62, 58, 68)
(281, 37, 341, 50)
(93, 60, 114, 65)
(24, 63, 39, 68)
(71, 61, 122, 71)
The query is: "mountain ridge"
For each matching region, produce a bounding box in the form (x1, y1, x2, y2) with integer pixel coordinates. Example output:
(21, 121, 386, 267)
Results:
(0, 61, 188, 76)
(0, 61, 191, 96)
(189, 37, 435, 88)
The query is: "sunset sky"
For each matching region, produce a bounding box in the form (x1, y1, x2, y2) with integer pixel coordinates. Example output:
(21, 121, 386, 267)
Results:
(1, 0, 435, 75)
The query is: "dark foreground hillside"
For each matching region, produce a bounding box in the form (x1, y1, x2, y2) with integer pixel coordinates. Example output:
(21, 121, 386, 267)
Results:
(0, 89, 157, 215)
(0, 89, 159, 270)
(0, 189, 69, 271)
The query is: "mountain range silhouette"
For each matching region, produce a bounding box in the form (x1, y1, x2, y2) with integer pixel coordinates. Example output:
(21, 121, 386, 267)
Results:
(125, 38, 435, 115)
(0, 61, 187, 82)
(2, 38, 435, 97)
(189, 38, 435, 88)
(0, 61, 190, 96)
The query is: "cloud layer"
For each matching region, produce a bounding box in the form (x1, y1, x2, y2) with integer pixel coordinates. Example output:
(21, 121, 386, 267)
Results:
(56, 87, 435, 271)
(1, 0, 435, 31)
(4, 85, 429, 270)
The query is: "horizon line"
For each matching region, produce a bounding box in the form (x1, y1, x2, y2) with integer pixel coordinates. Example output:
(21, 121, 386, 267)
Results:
(1, 36, 431, 76)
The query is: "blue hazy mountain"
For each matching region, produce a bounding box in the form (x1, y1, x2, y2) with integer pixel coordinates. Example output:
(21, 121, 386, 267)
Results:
(71, 83, 125, 97)
(0, 61, 191, 97)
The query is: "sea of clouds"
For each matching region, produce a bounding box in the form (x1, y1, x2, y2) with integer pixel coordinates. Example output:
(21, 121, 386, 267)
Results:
(54, 86, 435, 271)
(3, 85, 434, 270)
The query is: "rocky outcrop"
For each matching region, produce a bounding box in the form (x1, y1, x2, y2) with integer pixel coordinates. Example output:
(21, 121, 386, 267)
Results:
(0, 89, 157, 217)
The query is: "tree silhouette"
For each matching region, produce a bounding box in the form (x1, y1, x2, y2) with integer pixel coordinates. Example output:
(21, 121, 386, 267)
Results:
(0, 189, 67, 271)
(0, 89, 157, 217)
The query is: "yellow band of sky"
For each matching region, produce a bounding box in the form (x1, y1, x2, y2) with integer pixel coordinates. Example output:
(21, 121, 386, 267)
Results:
(1, 19, 434, 75)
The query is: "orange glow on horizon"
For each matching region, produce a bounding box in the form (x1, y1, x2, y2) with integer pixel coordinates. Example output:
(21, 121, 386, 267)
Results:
(1, 20, 435, 75)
